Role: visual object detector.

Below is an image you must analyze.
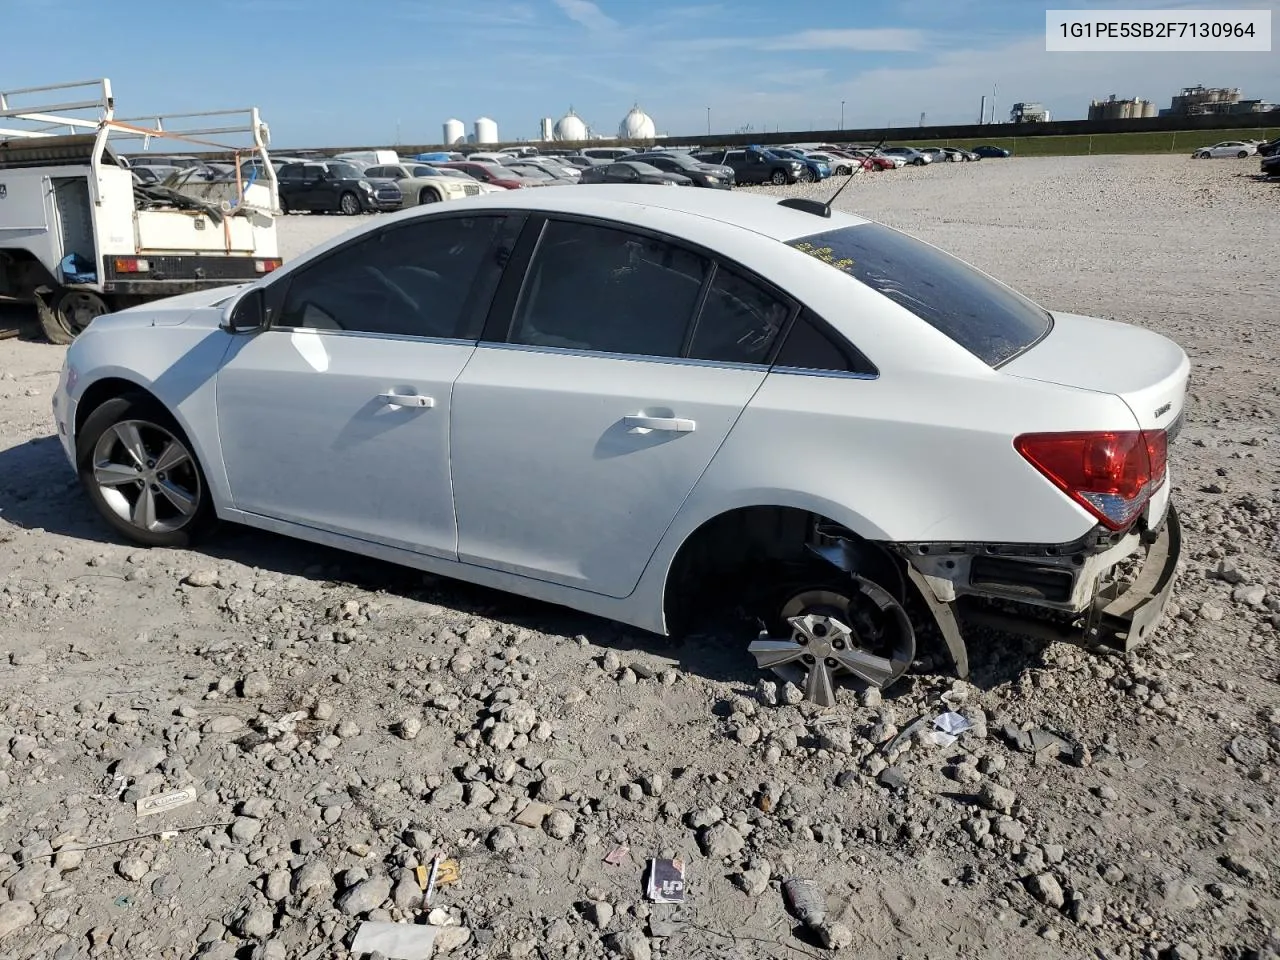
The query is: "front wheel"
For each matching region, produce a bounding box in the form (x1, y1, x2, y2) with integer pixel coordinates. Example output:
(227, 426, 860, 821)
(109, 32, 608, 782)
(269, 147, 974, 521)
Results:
(1196, 151, 1210, 159)
(834, 165, 851, 176)
(339, 192, 362, 215)
(38, 288, 110, 345)
(1237, 151, 1249, 159)
(76, 394, 215, 548)
(770, 169, 788, 185)
(798, 168, 816, 183)
(418, 188, 440, 204)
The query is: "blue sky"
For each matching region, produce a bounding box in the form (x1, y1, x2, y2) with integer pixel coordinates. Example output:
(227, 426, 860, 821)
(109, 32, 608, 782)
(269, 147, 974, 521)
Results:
(6, 0, 1277, 146)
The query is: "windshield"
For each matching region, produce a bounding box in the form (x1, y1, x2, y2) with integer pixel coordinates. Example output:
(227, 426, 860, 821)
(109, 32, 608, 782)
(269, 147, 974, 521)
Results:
(327, 162, 362, 179)
(789, 224, 1052, 366)
(482, 164, 521, 178)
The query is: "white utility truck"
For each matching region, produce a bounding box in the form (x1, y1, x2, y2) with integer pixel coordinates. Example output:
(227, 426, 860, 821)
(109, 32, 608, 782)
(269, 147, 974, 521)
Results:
(0, 79, 280, 343)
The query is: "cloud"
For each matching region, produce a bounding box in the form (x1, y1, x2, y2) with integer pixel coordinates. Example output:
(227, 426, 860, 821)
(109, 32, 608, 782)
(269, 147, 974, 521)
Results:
(552, 0, 617, 32)
(766, 28, 926, 52)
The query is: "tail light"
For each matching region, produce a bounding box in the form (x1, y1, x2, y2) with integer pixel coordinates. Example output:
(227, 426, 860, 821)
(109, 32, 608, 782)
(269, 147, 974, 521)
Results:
(114, 257, 150, 273)
(254, 258, 283, 273)
(1014, 430, 1168, 531)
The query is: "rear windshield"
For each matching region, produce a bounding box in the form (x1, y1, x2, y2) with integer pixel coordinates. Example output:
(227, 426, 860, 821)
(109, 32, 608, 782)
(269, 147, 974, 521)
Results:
(788, 224, 1052, 366)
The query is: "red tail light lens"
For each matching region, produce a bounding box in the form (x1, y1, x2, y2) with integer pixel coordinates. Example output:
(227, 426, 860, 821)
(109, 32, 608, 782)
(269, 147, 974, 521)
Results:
(1015, 430, 1168, 531)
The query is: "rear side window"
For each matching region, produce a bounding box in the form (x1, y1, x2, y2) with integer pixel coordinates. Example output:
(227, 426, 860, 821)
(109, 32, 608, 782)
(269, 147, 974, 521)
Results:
(687, 268, 789, 365)
(774, 310, 877, 376)
(788, 224, 1051, 366)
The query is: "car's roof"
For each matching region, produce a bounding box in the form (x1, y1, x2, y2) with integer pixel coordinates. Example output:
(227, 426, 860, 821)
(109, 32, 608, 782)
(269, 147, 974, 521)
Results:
(384, 184, 870, 242)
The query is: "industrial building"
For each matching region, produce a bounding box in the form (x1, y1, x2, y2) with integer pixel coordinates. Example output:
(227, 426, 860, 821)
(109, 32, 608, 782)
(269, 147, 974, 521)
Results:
(1088, 95, 1158, 120)
(1009, 102, 1049, 123)
(1161, 85, 1277, 116)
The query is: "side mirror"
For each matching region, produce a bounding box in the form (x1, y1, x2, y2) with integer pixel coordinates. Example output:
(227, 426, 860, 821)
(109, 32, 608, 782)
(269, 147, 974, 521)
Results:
(224, 287, 265, 333)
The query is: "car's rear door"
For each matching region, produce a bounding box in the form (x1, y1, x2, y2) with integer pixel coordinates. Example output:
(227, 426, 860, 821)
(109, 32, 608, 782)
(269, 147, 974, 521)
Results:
(449, 215, 794, 597)
(215, 213, 524, 558)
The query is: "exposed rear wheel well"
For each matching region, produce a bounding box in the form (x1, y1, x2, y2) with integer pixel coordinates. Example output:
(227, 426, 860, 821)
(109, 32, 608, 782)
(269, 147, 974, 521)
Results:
(75, 378, 160, 440)
(663, 506, 866, 635)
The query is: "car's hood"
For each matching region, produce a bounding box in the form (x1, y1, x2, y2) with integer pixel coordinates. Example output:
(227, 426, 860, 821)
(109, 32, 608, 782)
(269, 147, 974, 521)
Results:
(88, 284, 250, 331)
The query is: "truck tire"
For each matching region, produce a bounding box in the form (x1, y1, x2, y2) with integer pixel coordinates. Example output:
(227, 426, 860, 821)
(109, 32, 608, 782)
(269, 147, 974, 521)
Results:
(37, 288, 110, 345)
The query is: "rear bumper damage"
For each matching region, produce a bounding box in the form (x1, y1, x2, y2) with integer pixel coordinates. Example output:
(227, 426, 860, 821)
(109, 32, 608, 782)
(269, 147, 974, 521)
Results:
(899, 499, 1183, 665)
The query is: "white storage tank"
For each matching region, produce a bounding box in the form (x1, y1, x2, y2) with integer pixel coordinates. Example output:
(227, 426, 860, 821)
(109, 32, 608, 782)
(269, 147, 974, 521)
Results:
(618, 105, 656, 140)
(539, 117, 554, 141)
(474, 117, 498, 144)
(442, 118, 465, 145)
(554, 110, 587, 142)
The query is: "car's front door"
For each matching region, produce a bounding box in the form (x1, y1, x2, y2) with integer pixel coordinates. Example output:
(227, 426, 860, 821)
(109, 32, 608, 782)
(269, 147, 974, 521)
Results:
(450, 216, 793, 598)
(215, 213, 523, 558)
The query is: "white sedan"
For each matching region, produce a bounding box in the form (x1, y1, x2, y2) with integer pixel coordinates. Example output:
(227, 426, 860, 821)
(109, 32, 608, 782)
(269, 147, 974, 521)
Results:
(51, 186, 1188, 704)
(1192, 141, 1258, 159)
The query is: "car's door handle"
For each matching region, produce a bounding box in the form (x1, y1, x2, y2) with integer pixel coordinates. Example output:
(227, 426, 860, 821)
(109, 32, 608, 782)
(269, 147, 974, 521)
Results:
(378, 392, 434, 409)
(624, 415, 696, 433)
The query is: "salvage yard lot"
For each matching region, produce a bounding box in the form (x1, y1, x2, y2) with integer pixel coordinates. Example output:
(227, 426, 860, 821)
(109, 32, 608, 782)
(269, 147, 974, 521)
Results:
(0, 154, 1277, 959)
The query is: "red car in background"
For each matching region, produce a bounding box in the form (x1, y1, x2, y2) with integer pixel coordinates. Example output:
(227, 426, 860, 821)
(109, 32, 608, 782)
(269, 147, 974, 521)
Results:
(838, 149, 899, 171)
(430, 161, 527, 189)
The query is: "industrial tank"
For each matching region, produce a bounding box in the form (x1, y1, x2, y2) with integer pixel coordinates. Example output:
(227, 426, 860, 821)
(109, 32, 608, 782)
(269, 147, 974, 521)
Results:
(554, 110, 587, 141)
(539, 117, 554, 141)
(474, 117, 498, 144)
(618, 105, 655, 140)
(442, 118, 465, 145)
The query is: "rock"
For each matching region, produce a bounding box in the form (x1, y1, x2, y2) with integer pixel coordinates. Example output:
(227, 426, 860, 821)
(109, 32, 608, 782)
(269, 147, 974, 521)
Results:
(0, 901, 37, 941)
(1071, 899, 1103, 927)
(1216, 559, 1245, 584)
(152, 874, 181, 899)
(546, 919, 574, 943)
(205, 716, 244, 734)
(488, 827, 518, 853)
(1198, 602, 1225, 622)
(734, 724, 762, 747)
(1158, 879, 1201, 911)
(978, 781, 1016, 813)
(688, 806, 723, 829)
(233, 906, 275, 939)
(336, 875, 392, 916)
(184, 570, 219, 587)
(501, 701, 538, 734)
(781, 682, 804, 706)
(1170, 942, 1200, 960)
(1227, 735, 1269, 767)
(878, 767, 907, 791)
(733, 858, 772, 897)
(1233, 584, 1266, 606)
(544, 810, 575, 841)
(994, 819, 1027, 843)
(116, 857, 148, 882)
(291, 860, 333, 897)
(1026, 873, 1065, 910)
(577, 899, 613, 933)
(486, 722, 515, 750)
(536, 776, 567, 802)
(435, 926, 472, 954)
(698, 823, 745, 859)
(1096, 784, 1119, 802)
(858, 687, 882, 708)
(114, 745, 165, 779)
(605, 929, 652, 960)
(6, 865, 54, 903)
(818, 921, 854, 950)
(240, 673, 271, 697)
(398, 717, 422, 741)
(1222, 854, 1269, 883)
(263, 871, 290, 902)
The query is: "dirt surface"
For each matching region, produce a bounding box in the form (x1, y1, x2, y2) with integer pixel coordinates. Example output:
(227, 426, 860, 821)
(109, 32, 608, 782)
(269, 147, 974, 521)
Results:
(1, 154, 1277, 960)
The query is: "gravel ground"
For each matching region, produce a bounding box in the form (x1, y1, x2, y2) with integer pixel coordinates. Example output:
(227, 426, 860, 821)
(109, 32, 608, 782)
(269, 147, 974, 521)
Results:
(1, 154, 1278, 960)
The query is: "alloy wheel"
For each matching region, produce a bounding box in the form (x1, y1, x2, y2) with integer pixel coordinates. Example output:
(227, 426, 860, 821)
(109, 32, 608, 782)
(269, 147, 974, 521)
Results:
(91, 420, 201, 534)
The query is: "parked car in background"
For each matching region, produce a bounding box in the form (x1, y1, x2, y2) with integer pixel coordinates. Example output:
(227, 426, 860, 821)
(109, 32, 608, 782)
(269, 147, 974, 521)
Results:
(504, 160, 576, 185)
(1256, 137, 1280, 158)
(334, 150, 400, 166)
(415, 151, 467, 163)
(131, 165, 182, 185)
(56, 185, 1189, 707)
(428, 167, 503, 194)
(580, 147, 637, 161)
(561, 155, 608, 169)
(516, 156, 582, 179)
(578, 161, 691, 186)
(850, 149, 903, 170)
(277, 161, 398, 215)
(430, 161, 528, 190)
(881, 146, 933, 166)
(768, 148, 831, 182)
(941, 147, 979, 162)
(630, 151, 734, 188)
(363, 163, 486, 204)
(1192, 141, 1258, 159)
(692, 147, 804, 185)
(1261, 152, 1280, 178)
(971, 145, 1012, 158)
(802, 151, 874, 175)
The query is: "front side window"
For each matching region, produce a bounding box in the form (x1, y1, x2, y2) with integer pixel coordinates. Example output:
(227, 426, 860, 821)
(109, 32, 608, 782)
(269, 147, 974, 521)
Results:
(788, 224, 1051, 366)
(509, 220, 708, 358)
(278, 216, 510, 339)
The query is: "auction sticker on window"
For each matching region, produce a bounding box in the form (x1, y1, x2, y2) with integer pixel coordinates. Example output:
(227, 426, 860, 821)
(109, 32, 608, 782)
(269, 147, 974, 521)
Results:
(1047, 9, 1271, 51)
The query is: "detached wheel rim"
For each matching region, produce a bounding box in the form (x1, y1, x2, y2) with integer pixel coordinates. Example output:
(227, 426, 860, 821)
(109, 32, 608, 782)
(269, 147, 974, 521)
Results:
(748, 577, 915, 706)
(58, 291, 109, 335)
(92, 420, 201, 534)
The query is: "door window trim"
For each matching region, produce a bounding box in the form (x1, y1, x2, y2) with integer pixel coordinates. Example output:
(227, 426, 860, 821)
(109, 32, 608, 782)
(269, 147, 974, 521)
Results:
(262, 211, 527, 342)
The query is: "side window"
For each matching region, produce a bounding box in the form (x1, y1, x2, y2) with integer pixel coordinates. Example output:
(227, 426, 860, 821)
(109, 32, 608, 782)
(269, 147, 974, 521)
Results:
(773, 310, 877, 376)
(509, 220, 708, 358)
(277, 216, 511, 339)
(726, 151, 744, 163)
(688, 268, 790, 365)
(279, 164, 301, 180)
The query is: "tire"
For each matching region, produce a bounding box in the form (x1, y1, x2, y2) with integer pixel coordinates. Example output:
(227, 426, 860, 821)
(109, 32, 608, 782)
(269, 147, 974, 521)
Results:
(1197, 151, 1210, 159)
(278, 195, 290, 215)
(798, 168, 816, 183)
(835, 165, 851, 176)
(770, 169, 788, 186)
(1237, 151, 1248, 159)
(913, 158, 926, 166)
(418, 188, 440, 204)
(76, 393, 215, 548)
(38, 288, 110, 345)
(339, 192, 361, 215)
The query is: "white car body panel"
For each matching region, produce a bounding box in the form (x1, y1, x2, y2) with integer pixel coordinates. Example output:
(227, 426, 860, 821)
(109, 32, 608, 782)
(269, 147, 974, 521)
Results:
(451, 344, 766, 597)
(1195, 141, 1258, 158)
(54, 185, 1189, 642)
